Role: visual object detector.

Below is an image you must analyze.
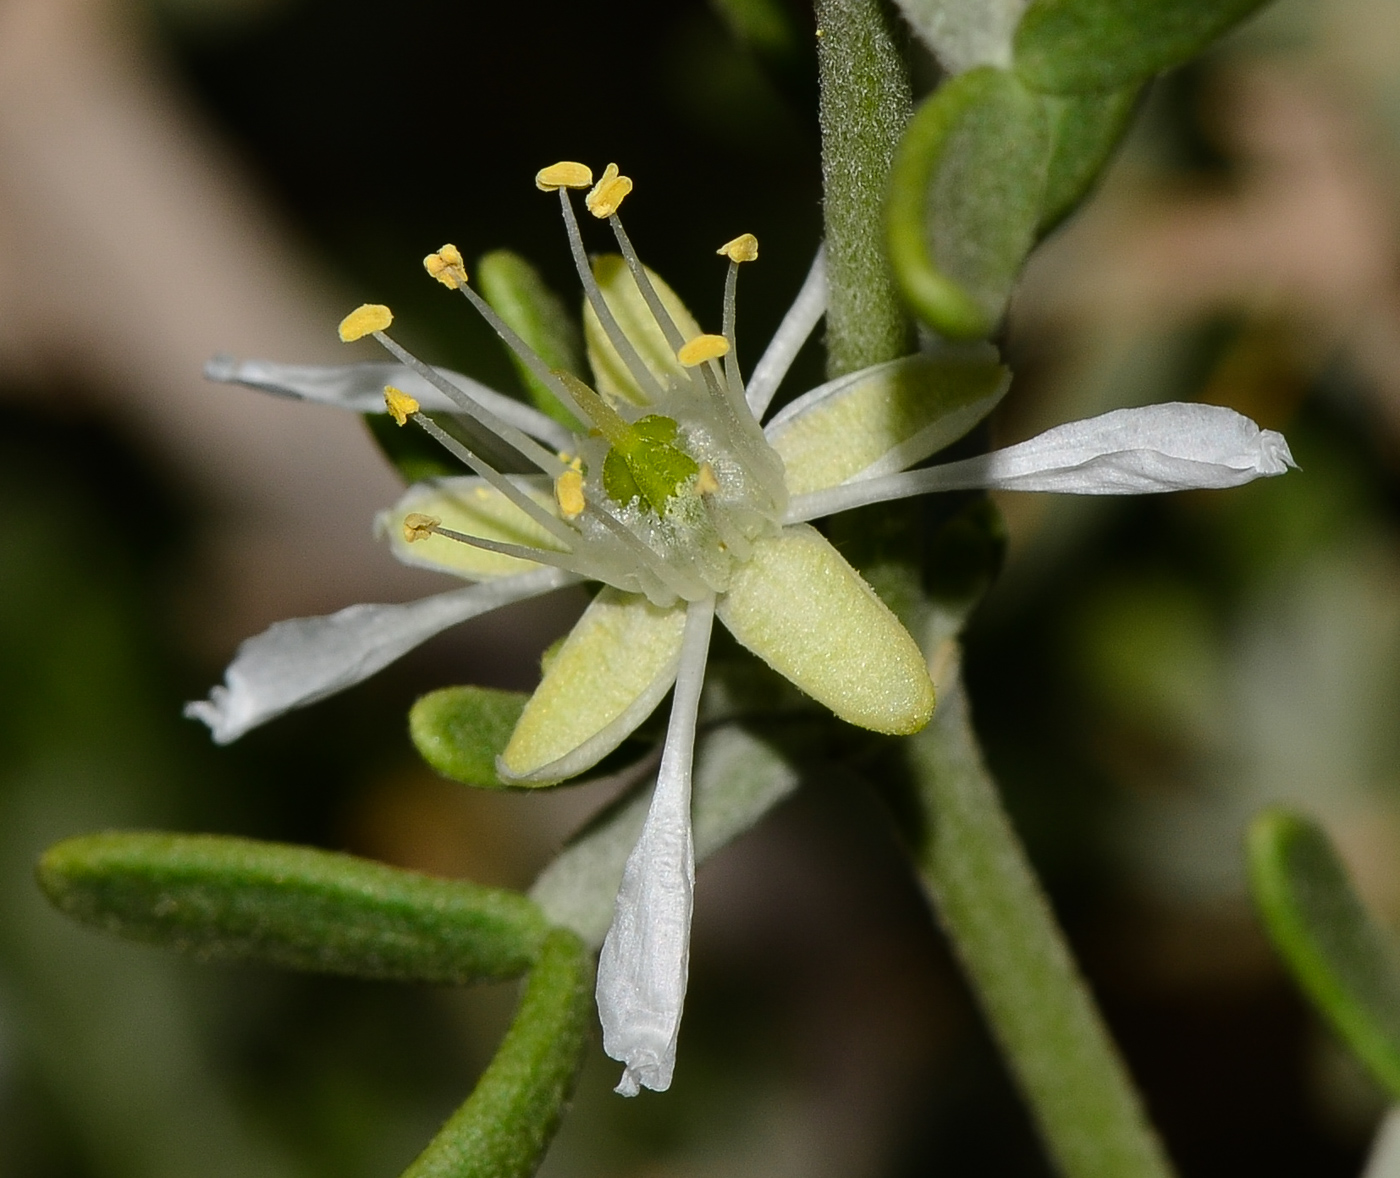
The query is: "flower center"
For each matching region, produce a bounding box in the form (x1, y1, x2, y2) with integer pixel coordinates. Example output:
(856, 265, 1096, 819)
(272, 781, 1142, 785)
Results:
(344, 162, 789, 608)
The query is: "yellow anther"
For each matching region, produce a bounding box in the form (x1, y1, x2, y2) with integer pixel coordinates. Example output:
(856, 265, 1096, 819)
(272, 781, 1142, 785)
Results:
(585, 163, 632, 219)
(554, 469, 586, 519)
(424, 244, 468, 289)
(696, 463, 720, 495)
(383, 385, 420, 426)
(677, 334, 730, 367)
(536, 161, 594, 191)
(338, 303, 393, 342)
(402, 513, 441, 543)
(717, 233, 758, 263)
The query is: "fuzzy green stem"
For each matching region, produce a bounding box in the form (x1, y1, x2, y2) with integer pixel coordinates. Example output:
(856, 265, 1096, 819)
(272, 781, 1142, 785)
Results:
(815, 0, 914, 376)
(906, 667, 1176, 1178)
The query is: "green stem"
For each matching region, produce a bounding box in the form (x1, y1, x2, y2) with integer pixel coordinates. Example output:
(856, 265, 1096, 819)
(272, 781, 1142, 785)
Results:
(815, 0, 914, 376)
(906, 664, 1176, 1178)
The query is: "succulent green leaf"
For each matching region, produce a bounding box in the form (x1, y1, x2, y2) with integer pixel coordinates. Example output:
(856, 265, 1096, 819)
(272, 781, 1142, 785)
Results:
(477, 250, 585, 430)
(400, 929, 591, 1178)
(584, 256, 702, 405)
(603, 415, 700, 513)
(1013, 0, 1270, 95)
(887, 67, 1050, 340)
(1248, 810, 1400, 1099)
(37, 833, 550, 984)
(717, 525, 935, 734)
(410, 686, 530, 789)
(500, 588, 686, 785)
(1038, 85, 1141, 235)
(767, 349, 1010, 493)
(381, 477, 562, 581)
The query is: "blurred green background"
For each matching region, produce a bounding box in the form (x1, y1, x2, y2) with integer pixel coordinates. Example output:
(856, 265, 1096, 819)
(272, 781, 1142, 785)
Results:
(3, 0, 1400, 1174)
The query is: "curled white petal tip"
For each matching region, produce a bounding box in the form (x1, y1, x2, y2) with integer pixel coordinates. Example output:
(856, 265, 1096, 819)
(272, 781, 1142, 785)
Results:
(183, 689, 239, 745)
(203, 353, 238, 383)
(1258, 429, 1298, 475)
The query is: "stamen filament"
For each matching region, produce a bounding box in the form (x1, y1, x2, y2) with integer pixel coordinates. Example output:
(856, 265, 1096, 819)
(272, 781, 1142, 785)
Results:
(554, 371, 639, 451)
(371, 331, 566, 476)
(557, 189, 668, 403)
(722, 261, 740, 393)
(428, 526, 588, 576)
(588, 509, 703, 602)
(608, 217, 688, 354)
(410, 413, 580, 547)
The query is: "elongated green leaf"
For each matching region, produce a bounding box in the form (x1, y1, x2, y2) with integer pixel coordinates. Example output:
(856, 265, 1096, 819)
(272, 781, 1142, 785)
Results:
(1038, 85, 1140, 235)
(1013, 0, 1269, 95)
(887, 67, 1049, 340)
(411, 686, 530, 789)
(477, 250, 584, 430)
(1248, 810, 1400, 1099)
(401, 929, 591, 1178)
(39, 833, 549, 984)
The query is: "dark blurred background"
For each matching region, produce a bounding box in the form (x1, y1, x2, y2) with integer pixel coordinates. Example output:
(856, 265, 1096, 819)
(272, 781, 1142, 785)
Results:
(3, 0, 1400, 1174)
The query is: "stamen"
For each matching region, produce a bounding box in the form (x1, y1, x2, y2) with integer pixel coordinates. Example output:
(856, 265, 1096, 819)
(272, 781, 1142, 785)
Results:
(371, 329, 567, 476)
(424, 244, 468, 289)
(585, 163, 632, 219)
(606, 217, 688, 352)
(695, 463, 719, 495)
(536, 161, 594, 191)
(722, 259, 741, 392)
(409, 412, 579, 547)
(402, 512, 440, 543)
(555, 469, 586, 518)
(384, 385, 420, 426)
(555, 188, 667, 403)
(677, 334, 730, 368)
(716, 234, 758, 264)
(430, 525, 591, 578)
(338, 304, 392, 342)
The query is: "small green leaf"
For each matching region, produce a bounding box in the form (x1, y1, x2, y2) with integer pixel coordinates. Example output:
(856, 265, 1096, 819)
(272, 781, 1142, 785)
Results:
(887, 67, 1049, 339)
(1248, 809, 1400, 1099)
(411, 686, 530, 789)
(38, 833, 549, 984)
(400, 929, 591, 1178)
(1013, 0, 1269, 95)
(1038, 85, 1141, 235)
(477, 250, 585, 430)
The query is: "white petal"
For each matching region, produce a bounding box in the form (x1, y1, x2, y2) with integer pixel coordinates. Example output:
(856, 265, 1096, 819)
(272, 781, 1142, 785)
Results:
(763, 346, 1008, 494)
(204, 356, 574, 451)
(786, 403, 1297, 522)
(378, 477, 562, 580)
(596, 596, 715, 1096)
(184, 568, 574, 743)
(746, 246, 827, 420)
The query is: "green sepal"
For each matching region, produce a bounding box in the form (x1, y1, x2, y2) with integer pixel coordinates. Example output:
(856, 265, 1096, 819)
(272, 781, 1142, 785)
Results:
(1013, 0, 1270, 95)
(410, 686, 530, 789)
(400, 929, 591, 1178)
(364, 412, 464, 483)
(887, 67, 1049, 340)
(38, 833, 549, 984)
(1038, 85, 1141, 236)
(1248, 809, 1400, 1099)
(477, 250, 585, 431)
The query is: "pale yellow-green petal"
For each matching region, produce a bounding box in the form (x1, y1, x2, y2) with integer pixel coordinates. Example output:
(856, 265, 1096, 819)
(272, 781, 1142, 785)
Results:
(378, 477, 564, 580)
(716, 525, 934, 735)
(585, 255, 703, 405)
(500, 588, 687, 784)
(765, 349, 1010, 494)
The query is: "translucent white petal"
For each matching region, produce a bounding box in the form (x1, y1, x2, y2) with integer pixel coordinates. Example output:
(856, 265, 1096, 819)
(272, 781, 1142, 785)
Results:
(498, 589, 688, 785)
(764, 346, 1009, 494)
(204, 356, 574, 451)
(584, 257, 703, 406)
(184, 568, 574, 743)
(716, 525, 935, 735)
(596, 596, 715, 1096)
(378, 477, 564, 580)
(787, 403, 1297, 522)
(746, 246, 827, 419)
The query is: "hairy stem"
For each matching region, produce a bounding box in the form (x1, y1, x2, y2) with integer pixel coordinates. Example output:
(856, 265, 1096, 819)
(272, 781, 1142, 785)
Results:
(906, 663, 1176, 1178)
(815, 0, 914, 375)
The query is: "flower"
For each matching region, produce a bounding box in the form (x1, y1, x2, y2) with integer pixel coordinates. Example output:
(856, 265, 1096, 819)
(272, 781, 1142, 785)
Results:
(187, 161, 1296, 1097)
